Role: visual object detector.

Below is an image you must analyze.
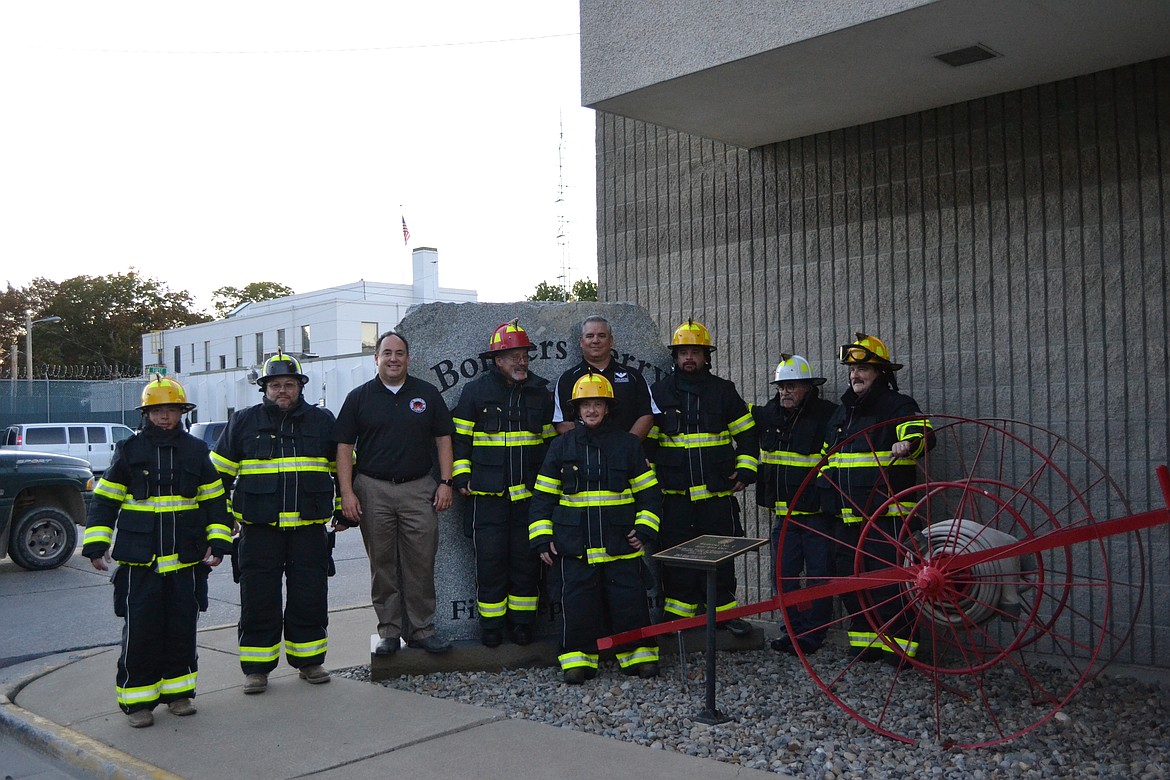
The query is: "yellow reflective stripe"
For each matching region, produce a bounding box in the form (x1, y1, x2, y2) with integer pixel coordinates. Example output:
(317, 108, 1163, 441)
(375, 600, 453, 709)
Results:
(559, 490, 634, 507)
(635, 510, 660, 533)
(584, 546, 643, 564)
(559, 651, 599, 670)
(534, 474, 561, 494)
(116, 681, 161, 707)
(285, 637, 328, 658)
(848, 631, 919, 657)
(452, 417, 475, 436)
(628, 469, 657, 493)
(542, 424, 557, 440)
(197, 480, 225, 501)
(657, 431, 732, 448)
(646, 426, 662, 441)
(840, 501, 916, 524)
(688, 485, 732, 501)
(453, 459, 472, 476)
(664, 598, 700, 618)
(237, 456, 332, 475)
(160, 672, 197, 696)
(155, 554, 199, 574)
(760, 451, 821, 467)
(82, 526, 113, 545)
(735, 454, 758, 471)
(120, 496, 201, 512)
(772, 501, 816, 516)
(210, 450, 239, 476)
(715, 600, 739, 612)
(236, 512, 330, 528)
(468, 489, 505, 497)
(616, 647, 660, 668)
(94, 479, 127, 501)
(478, 599, 507, 619)
(206, 524, 233, 544)
(529, 519, 553, 540)
(508, 484, 533, 502)
(470, 431, 545, 447)
(508, 594, 539, 612)
(240, 643, 281, 663)
(727, 411, 755, 435)
(895, 418, 933, 441)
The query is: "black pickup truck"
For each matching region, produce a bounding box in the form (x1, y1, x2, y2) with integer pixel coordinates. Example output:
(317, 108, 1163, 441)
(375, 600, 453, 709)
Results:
(0, 450, 94, 570)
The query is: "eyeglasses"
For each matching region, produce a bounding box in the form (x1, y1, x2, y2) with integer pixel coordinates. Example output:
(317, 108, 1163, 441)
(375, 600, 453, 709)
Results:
(266, 381, 300, 391)
(776, 382, 809, 393)
(500, 353, 530, 365)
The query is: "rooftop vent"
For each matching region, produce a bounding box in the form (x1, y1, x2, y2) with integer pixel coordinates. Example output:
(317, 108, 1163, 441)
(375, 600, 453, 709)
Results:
(934, 44, 1000, 68)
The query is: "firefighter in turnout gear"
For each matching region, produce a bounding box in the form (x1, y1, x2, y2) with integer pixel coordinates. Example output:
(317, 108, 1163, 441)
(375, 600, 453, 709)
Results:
(820, 333, 933, 663)
(752, 354, 838, 655)
(529, 372, 663, 683)
(83, 376, 232, 728)
(647, 320, 759, 633)
(452, 320, 556, 647)
(211, 351, 342, 693)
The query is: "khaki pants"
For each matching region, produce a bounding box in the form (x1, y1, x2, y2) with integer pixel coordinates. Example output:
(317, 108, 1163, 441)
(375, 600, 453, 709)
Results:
(353, 473, 439, 641)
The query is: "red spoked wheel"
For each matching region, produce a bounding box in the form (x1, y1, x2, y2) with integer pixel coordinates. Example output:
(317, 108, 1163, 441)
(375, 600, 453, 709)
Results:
(777, 416, 1146, 748)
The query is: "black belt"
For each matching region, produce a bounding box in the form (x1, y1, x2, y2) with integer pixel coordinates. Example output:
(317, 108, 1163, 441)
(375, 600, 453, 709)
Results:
(360, 471, 429, 484)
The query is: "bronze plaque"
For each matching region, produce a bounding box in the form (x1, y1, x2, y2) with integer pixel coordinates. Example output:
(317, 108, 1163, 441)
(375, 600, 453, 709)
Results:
(653, 535, 768, 569)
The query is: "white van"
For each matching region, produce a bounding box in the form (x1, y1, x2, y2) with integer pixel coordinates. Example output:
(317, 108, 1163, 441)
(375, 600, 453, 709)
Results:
(2, 422, 135, 474)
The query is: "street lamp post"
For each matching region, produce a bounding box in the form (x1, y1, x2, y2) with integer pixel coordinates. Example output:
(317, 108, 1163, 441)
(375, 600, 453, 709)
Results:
(25, 312, 62, 381)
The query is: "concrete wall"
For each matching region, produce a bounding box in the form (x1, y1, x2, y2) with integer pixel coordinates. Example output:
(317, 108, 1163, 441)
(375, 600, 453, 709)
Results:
(595, 58, 1170, 665)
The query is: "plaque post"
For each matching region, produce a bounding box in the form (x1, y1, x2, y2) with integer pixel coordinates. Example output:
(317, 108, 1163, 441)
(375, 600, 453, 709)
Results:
(653, 534, 768, 726)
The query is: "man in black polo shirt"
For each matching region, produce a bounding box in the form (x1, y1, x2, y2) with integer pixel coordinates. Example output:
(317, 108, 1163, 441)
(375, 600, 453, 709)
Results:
(553, 316, 655, 439)
(336, 331, 455, 655)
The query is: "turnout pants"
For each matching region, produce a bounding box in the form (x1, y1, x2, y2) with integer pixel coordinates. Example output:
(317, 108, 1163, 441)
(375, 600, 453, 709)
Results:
(468, 494, 540, 629)
(551, 554, 657, 672)
(659, 493, 742, 618)
(773, 512, 834, 648)
(113, 563, 205, 713)
(237, 522, 329, 674)
(835, 515, 918, 657)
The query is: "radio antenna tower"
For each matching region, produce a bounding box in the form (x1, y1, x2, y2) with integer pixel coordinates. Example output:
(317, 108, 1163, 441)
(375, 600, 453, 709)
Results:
(556, 111, 572, 299)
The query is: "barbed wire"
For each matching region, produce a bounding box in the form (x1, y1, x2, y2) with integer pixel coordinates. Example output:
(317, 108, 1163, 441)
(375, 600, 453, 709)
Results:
(0, 364, 142, 380)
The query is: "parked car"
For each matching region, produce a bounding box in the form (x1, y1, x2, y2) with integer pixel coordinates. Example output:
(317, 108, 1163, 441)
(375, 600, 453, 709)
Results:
(189, 421, 228, 450)
(0, 450, 94, 570)
(2, 422, 135, 474)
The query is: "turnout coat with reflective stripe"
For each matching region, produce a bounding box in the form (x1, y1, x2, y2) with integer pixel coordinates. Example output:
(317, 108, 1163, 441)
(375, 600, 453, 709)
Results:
(818, 384, 933, 522)
(753, 394, 838, 516)
(82, 427, 232, 570)
(647, 369, 759, 498)
(451, 367, 556, 500)
(529, 422, 662, 563)
(211, 398, 339, 527)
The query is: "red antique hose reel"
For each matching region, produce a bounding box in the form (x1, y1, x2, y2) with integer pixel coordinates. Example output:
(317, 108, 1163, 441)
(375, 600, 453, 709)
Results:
(599, 416, 1169, 748)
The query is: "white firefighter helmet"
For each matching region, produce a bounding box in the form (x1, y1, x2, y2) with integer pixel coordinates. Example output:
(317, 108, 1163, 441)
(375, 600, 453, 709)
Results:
(772, 353, 826, 386)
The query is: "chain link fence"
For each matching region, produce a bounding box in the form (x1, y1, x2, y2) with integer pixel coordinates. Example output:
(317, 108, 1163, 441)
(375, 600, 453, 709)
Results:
(0, 379, 143, 430)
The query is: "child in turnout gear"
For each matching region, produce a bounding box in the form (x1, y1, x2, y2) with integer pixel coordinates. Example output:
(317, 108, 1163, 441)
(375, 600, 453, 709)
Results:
(82, 376, 232, 728)
(529, 372, 663, 683)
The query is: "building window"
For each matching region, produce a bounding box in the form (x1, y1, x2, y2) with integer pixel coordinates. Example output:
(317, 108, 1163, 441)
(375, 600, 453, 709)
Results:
(204, 341, 211, 372)
(361, 322, 378, 352)
(255, 332, 264, 364)
(276, 329, 286, 352)
(301, 325, 311, 354)
(235, 336, 243, 368)
(174, 345, 182, 373)
(219, 355, 226, 370)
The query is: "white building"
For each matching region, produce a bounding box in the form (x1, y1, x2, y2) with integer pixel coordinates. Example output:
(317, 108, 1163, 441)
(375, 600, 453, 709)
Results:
(140, 247, 475, 420)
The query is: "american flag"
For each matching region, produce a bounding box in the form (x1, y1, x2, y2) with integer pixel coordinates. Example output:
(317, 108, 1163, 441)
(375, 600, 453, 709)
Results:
(401, 216, 411, 245)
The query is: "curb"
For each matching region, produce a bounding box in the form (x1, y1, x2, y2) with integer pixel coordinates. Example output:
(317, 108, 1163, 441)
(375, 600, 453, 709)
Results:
(0, 699, 178, 780)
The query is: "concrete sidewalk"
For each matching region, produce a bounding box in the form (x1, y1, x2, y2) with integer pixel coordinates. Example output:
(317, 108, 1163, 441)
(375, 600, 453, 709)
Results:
(0, 605, 772, 779)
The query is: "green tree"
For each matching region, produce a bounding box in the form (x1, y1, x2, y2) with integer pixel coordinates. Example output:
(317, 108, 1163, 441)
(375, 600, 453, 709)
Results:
(22, 271, 209, 377)
(526, 278, 598, 302)
(571, 278, 598, 302)
(212, 281, 295, 318)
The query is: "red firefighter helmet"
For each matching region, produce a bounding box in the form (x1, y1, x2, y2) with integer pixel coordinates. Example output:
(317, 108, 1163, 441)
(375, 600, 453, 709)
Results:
(481, 319, 535, 359)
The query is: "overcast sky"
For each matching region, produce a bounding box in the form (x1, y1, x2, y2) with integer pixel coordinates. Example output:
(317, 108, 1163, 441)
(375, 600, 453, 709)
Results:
(0, 1, 596, 311)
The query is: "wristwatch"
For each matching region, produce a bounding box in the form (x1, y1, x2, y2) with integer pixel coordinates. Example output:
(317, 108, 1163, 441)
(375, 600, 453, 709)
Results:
(438, 478, 454, 487)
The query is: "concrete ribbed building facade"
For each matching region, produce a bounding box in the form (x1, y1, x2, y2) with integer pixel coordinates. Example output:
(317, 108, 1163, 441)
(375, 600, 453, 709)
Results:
(583, 1, 1170, 667)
